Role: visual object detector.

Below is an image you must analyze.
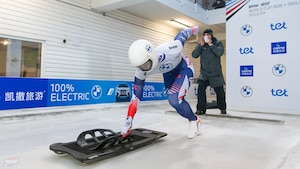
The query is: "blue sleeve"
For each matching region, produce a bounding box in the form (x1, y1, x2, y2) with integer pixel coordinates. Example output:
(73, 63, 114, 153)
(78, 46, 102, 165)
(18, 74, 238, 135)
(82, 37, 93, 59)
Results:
(174, 28, 193, 46)
(133, 77, 145, 100)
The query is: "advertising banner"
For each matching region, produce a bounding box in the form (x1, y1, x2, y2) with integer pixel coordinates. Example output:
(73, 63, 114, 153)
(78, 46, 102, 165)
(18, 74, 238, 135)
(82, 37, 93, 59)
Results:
(0, 77, 167, 110)
(226, 0, 300, 114)
(0, 77, 48, 109)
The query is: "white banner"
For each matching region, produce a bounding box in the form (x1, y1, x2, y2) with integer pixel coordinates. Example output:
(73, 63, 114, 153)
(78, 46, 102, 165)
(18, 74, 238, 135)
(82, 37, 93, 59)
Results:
(226, 0, 300, 114)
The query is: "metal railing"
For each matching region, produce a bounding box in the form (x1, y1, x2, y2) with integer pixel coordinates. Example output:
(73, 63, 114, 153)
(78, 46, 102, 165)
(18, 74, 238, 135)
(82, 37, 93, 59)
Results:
(187, 0, 226, 10)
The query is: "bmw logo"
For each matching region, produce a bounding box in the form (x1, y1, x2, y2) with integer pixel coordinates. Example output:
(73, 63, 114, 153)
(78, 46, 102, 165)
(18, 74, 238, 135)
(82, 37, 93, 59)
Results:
(91, 85, 102, 99)
(272, 64, 286, 76)
(240, 24, 252, 36)
(145, 45, 152, 53)
(241, 86, 253, 98)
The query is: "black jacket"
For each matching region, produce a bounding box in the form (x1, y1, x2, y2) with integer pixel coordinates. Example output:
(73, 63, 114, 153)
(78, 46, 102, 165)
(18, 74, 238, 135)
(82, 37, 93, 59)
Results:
(191, 37, 225, 87)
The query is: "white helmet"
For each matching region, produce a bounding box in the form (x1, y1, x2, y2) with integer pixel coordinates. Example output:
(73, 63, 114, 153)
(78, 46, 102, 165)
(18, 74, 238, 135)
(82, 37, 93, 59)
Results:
(128, 39, 158, 72)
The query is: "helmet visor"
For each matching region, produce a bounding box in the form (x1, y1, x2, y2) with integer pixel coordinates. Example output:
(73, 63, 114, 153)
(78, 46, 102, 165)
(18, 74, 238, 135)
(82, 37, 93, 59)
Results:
(138, 59, 152, 71)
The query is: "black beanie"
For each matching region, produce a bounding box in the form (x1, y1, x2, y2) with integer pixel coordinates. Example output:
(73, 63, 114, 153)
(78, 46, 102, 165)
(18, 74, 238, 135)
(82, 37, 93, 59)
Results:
(203, 29, 213, 36)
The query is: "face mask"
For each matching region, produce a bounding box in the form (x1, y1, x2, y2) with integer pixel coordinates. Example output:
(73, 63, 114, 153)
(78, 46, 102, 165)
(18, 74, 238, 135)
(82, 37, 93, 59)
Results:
(204, 35, 209, 43)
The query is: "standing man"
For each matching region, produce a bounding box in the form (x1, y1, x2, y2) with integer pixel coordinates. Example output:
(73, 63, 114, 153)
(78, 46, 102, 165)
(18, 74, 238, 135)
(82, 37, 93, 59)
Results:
(121, 26, 202, 139)
(192, 28, 226, 115)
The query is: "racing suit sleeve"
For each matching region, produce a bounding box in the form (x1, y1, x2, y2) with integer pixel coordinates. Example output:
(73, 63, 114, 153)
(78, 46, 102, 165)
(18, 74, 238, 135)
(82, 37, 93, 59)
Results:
(127, 76, 144, 118)
(174, 26, 199, 46)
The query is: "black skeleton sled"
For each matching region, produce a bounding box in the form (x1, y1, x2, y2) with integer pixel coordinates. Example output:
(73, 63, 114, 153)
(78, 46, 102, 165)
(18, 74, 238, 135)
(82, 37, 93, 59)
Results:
(50, 128, 167, 164)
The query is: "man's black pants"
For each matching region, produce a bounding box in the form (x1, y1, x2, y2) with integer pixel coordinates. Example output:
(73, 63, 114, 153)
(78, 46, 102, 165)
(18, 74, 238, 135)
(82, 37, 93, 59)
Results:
(196, 80, 226, 113)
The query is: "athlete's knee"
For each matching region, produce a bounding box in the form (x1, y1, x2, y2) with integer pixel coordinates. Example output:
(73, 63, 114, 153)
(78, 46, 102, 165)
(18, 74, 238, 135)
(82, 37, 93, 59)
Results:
(168, 94, 179, 108)
(168, 93, 182, 108)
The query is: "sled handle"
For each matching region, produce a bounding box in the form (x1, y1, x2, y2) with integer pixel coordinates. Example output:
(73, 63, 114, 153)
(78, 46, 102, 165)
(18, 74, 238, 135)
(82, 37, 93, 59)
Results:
(76, 129, 117, 147)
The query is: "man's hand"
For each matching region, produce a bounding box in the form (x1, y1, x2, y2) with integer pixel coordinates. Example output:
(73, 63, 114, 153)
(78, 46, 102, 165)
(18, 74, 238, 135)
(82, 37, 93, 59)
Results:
(200, 35, 213, 46)
(199, 36, 205, 46)
(207, 36, 213, 46)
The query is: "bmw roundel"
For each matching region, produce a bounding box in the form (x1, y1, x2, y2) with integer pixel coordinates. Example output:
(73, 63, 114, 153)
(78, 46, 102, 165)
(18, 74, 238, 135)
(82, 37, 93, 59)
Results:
(145, 44, 152, 53)
(91, 85, 102, 99)
(240, 24, 252, 36)
(241, 86, 253, 98)
(272, 64, 286, 76)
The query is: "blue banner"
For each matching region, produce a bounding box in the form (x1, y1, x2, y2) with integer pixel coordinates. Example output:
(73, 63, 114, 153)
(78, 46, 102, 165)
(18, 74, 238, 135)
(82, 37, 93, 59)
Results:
(47, 79, 117, 106)
(0, 77, 48, 109)
(0, 77, 167, 110)
(139, 82, 168, 101)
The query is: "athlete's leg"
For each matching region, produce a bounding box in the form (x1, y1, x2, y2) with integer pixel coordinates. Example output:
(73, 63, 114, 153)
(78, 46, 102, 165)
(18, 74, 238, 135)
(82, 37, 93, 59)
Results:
(167, 67, 202, 138)
(167, 68, 197, 121)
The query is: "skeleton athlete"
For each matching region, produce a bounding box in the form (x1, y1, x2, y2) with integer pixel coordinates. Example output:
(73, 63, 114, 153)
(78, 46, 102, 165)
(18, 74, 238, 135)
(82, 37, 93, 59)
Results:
(121, 26, 202, 139)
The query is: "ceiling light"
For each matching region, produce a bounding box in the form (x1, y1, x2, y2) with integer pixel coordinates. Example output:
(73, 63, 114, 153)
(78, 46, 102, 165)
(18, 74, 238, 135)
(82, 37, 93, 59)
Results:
(170, 19, 190, 28)
(2, 40, 8, 45)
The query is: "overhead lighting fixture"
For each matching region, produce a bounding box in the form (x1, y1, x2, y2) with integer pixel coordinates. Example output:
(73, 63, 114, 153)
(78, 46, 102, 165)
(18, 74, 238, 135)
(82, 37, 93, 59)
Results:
(170, 19, 190, 28)
(2, 40, 8, 45)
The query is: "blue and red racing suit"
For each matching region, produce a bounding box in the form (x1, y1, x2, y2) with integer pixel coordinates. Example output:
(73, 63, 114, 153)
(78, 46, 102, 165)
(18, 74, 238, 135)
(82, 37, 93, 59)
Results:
(127, 27, 198, 121)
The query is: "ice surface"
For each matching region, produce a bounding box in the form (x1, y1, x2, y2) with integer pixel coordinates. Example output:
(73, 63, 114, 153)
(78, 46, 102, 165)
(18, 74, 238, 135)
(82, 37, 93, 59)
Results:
(1, 100, 300, 169)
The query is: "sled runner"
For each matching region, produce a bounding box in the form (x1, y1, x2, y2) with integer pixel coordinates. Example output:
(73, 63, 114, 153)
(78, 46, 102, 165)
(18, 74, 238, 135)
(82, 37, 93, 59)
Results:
(50, 128, 167, 164)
